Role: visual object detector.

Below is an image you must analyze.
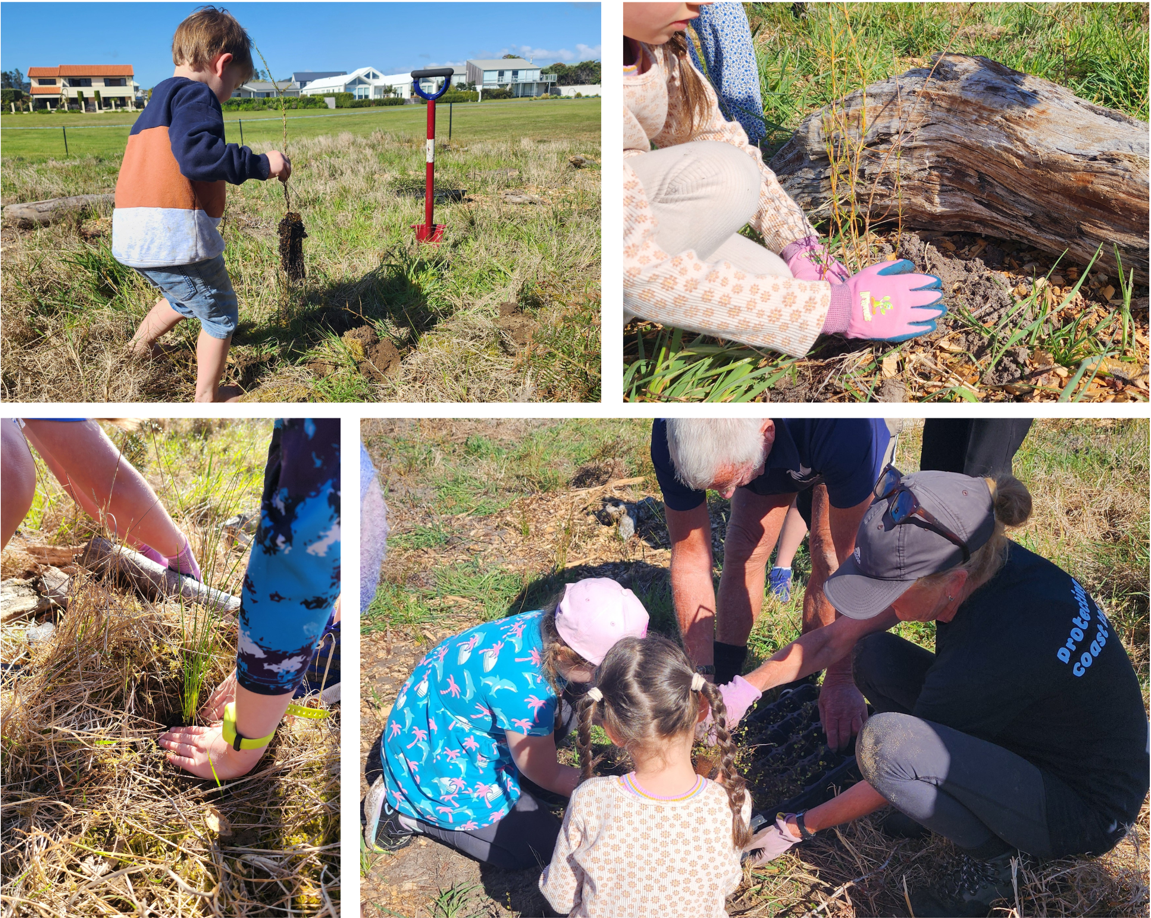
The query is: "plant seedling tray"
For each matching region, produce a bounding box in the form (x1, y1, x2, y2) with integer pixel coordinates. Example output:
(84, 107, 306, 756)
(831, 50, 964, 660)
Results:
(735, 682, 863, 831)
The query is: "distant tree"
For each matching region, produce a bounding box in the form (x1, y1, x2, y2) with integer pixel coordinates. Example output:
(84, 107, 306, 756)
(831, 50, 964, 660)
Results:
(1, 69, 28, 92)
(543, 60, 599, 86)
(502, 53, 519, 59)
(541, 63, 568, 77)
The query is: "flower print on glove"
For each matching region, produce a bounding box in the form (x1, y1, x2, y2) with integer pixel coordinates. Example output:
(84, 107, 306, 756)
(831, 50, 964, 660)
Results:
(781, 235, 851, 284)
(823, 259, 946, 342)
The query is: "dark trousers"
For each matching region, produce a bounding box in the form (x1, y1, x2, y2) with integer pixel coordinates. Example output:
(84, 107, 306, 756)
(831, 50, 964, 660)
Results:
(920, 419, 1032, 478)
(851, 632, 1113, 859)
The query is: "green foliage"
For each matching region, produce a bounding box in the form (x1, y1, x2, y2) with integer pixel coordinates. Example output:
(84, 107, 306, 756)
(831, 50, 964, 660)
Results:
(344, 97, 406, 108)
(331, 92, 355, 108)
(542, 60, 602, 86)
(222, 96, 329, 111)
(1, 88, 26, 104)
(481, 87, 513, 100)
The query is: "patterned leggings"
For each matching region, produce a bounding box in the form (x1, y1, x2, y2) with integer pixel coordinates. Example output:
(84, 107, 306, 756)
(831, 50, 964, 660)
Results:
(237, 419, 341, 696)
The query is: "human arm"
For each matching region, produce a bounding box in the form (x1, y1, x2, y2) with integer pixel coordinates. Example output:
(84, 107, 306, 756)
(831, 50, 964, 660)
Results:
(749, 780, 889, 861)
(168, 82, 271, 183)
(687, 3, 766, 144)
(504, 729, 581, 797)
(814, 493, 875, 750)
(741, 609, 898, 694)
(665, 502, 720, 668)
(538, 789, 587, 913)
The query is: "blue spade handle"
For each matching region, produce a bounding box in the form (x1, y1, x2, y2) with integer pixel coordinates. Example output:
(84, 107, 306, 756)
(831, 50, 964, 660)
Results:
(411, 68, 455, 101)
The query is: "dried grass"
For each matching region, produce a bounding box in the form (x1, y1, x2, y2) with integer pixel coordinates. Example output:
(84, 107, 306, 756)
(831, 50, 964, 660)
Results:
(1, 572, 339, 917)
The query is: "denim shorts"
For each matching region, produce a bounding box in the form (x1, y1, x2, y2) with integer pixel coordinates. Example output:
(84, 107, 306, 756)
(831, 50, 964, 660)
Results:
(135, 254, 238, 340)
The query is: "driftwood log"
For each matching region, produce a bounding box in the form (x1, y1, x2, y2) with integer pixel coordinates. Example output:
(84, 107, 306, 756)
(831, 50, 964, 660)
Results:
(81, 537, 240, 615)
(3, 193, 114, 226)
(770, 54, 1149, 283)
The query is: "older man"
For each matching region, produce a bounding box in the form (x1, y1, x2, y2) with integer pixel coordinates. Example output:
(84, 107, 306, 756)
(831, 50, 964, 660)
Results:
(651, 418, 889, 750)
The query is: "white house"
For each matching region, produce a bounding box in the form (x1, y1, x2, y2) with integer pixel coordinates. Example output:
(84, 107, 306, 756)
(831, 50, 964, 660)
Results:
(299, 67, 403, 100)
(465, 58, 556, 97)
(232, 79, 298, 99)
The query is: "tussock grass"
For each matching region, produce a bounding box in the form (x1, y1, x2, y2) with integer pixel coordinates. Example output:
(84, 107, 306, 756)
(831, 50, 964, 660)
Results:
(363, 418, 1148, 917)
(2, 420, 339, 917)
(2, 109, 601, 403)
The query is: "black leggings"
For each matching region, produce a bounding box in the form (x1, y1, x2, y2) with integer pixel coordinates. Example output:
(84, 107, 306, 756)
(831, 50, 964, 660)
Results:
(852, 632, 1118, 859)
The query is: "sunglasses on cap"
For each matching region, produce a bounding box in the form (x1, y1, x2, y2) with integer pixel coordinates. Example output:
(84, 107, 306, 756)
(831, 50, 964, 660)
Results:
(873, 465, 971, 563)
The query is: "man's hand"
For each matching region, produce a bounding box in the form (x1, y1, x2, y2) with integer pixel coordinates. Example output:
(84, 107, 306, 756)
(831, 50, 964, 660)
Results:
(818, 679, 867, 752)
(201, 670, 238, 722)
(159, 723, 265, 780)
(266, 150, 292, 182)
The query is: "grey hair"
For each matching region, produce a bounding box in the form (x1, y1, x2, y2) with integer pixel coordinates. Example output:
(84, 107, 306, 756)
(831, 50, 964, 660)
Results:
(665, 419, 769, 491)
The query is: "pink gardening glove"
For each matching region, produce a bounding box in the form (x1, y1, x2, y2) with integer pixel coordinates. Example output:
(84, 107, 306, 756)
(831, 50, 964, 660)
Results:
(781, 235, 851, 284)
(745, 815, 803, 864)
(822, 260, 946, 342)
(699, 676, 762, 744)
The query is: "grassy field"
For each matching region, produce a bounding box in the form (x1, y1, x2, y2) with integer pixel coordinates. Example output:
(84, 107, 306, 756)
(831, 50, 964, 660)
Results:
(361, 418, 1148, 918)
(624, 2, 1149, 402)
(0, 98, 601, 163)
(1, 419, 340, 917)
(1, 99, 601, 402)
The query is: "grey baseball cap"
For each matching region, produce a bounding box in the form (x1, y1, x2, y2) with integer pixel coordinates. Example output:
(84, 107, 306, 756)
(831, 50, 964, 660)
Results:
(825, 471, 996, 620)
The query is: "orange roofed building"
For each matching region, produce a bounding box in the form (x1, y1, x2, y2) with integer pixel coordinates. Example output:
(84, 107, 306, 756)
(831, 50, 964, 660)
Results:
(28, 65, 139, 111)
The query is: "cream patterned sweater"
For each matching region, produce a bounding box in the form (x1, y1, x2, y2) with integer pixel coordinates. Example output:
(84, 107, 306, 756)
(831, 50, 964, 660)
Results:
(624, 42, 832, 356)
(539, 774, 750, 918)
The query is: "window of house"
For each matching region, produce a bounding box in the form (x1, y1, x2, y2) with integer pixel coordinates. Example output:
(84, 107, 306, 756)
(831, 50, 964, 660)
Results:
(39, 78, 57, 85)
(105, 78, 126, 87)
(69, 78, 92, 87)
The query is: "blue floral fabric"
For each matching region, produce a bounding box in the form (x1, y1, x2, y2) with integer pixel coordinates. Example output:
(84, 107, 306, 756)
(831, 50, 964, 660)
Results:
(688, 3, 767, 144)
(382, 610, 559, 830)
(237, 418, 341, 695)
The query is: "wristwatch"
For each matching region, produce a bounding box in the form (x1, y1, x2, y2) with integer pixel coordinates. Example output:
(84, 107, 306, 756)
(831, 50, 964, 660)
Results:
(795, 811, 817, 840)
(694, 664, 716, 676)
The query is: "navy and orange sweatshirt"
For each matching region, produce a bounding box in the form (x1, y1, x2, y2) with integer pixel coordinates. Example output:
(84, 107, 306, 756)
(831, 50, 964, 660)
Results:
(112, 77, 270, 268)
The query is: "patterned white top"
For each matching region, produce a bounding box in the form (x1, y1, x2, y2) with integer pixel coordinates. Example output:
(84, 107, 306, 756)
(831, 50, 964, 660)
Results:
(624, 42, 831, 356)
(539, 774, 751, 918)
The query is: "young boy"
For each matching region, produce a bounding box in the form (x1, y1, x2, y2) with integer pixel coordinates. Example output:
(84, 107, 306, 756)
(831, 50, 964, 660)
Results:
(112, 6, 291, 402)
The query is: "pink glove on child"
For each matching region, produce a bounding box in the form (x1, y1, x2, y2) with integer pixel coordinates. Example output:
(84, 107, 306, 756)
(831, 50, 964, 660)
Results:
(745, 814, 803, 864)
(781, 235, 851, 284)
(822, 260, 945, 342)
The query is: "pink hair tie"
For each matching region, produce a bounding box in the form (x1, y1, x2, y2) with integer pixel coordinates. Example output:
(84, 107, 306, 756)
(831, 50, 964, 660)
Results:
(587, 687, 603, 702)
(690, 673, 705, 692)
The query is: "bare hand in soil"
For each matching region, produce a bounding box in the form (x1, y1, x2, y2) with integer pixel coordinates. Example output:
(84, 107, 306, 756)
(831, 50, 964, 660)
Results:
(266, 151, 292, 182)
(201, 670, 238, 722)
(817, 680, 867, 752)
(159, 722, 264, 780)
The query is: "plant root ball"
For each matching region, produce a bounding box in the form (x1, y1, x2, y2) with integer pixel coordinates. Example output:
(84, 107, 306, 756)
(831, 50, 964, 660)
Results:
(278, 212, 307, 282)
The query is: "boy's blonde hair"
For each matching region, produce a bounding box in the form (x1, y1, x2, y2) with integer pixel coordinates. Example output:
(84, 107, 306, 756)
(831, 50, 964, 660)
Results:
(172, 6, 255, 83)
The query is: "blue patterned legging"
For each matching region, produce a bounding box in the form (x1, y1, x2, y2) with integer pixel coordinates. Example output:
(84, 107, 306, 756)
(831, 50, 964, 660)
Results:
(237, 419, 341, 696)
(688, 3, 767, 144)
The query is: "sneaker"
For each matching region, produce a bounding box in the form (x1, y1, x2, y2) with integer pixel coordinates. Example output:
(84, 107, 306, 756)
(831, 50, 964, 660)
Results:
(878, 808, 929, 840)
(909, 850, 1024, 917)
(363, 776, 413, 852)
(769, 567, 793, 602)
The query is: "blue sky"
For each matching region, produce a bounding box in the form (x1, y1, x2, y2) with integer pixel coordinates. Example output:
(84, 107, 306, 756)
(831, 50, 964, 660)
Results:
(0, 2, 601, 88)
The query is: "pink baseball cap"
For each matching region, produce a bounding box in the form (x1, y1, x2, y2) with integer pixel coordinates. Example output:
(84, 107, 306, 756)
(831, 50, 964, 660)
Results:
(555, 578, 649, 665)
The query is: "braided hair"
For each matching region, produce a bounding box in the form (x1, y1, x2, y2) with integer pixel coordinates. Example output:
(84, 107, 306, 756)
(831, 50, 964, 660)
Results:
(576, 634, 752, 848)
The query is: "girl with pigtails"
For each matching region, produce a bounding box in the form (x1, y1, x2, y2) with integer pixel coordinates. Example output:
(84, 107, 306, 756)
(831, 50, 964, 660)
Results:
(540, 635, 756, 918)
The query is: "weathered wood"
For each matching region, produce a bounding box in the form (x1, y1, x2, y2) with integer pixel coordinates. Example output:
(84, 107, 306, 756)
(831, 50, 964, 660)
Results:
(770, 54, 1149, 282)
(1, 579, 49, 623)
(3, 194, 115, 226)
(19, 543, 84, 569)
(81, 537, 240, 615)
(40, 566, 72, 608)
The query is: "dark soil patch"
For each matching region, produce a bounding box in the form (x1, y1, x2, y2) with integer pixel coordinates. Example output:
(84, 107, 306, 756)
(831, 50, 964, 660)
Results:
(495, 302, 537, 353)
(341, 325, 402, 380)
(277, 212, 307, 282)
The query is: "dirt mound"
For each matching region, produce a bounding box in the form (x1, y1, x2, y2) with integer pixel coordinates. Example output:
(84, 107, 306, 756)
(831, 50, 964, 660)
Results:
(342, 325, 401, 380)
(495, 301, 537, 353)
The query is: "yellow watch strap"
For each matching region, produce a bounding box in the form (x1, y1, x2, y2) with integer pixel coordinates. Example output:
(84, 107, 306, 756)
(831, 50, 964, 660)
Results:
(285, 702, 330, 721)
(221, 702, 278, 751)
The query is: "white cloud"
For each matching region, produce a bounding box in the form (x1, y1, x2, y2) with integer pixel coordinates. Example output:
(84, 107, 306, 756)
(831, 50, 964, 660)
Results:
(475, 44, 601, 64)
